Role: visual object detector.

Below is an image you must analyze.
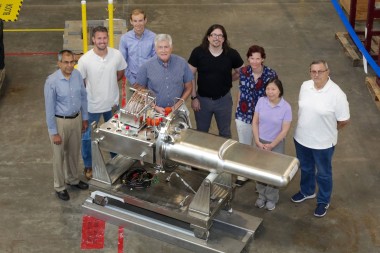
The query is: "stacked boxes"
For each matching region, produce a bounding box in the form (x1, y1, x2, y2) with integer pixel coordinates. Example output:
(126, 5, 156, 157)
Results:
(63, 19, 127, 54)
(340, 0, 380, 20)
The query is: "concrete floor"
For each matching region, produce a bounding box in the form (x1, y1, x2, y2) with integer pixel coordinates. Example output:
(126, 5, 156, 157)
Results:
(1, 0, 380, 252)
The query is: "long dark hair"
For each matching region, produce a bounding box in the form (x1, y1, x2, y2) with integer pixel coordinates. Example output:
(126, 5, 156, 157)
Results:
(200, 24, 231, 53)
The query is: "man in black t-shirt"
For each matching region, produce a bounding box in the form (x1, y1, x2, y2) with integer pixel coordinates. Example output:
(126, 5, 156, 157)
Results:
(188, 24, 243, 138)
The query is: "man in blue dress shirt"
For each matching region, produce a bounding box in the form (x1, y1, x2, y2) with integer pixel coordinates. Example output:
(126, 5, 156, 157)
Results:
(135, 34, 193, 115)
(44, 50, 89, 201)
(119, 8, 156, 87)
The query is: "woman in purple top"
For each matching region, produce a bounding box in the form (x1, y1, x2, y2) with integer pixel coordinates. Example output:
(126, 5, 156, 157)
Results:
(252, 78, 292, 211)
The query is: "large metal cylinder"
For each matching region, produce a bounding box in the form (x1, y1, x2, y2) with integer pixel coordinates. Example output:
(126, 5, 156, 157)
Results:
(160, 128, 298, 188)
(92, 108, 299, 188)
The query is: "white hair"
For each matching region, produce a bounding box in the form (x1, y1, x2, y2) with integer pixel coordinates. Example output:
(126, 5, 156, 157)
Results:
(154, 34, 173, 47)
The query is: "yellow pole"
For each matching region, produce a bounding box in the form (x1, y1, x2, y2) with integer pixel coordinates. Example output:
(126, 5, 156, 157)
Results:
(108, 0, 114, 48)
(81, 0, 88, 53)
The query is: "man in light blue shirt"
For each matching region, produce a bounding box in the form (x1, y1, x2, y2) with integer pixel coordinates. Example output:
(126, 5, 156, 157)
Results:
(44, 50, 89, 201)
(119, 8, 156, 86)
(136, 34, 193, 115)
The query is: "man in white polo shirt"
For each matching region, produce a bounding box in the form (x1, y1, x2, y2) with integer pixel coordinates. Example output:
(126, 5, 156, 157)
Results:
(77, 26, 127, 179)
(291, 60, 350, 218)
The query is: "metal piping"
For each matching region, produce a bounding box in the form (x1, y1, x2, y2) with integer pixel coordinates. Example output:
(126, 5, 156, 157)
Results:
(161, 129, 299, 187)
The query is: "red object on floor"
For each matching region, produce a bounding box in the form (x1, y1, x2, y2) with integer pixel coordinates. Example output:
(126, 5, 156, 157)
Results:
(121, 76, 127, 108)
(80, 215, 106, 249)
(118, 226, 124, 253)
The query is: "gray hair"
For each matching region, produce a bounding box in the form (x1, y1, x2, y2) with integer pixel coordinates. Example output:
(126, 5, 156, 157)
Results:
(310, 60, 329, 70)
(154, 34, 173, 47)
(58, 49, 74, 61)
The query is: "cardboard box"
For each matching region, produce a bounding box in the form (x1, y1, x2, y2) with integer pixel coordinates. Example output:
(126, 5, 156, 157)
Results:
(340, 0, 380, 20)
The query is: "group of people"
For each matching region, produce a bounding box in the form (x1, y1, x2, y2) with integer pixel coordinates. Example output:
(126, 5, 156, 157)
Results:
(44, 9, 350, 218)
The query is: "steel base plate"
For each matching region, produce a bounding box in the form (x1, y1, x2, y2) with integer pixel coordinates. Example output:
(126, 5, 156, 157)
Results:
(82, 194, 262, 253)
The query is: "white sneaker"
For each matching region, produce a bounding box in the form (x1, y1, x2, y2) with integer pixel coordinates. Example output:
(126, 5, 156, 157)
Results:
(265, 201, 276, 211)
(255, 198, 265, 208)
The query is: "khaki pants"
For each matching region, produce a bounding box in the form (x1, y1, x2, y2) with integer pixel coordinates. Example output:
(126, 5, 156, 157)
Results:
(49, 115, 82, 191)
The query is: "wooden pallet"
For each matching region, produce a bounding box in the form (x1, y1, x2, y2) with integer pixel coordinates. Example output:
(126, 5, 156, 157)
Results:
(335, 32, 380, 67)
(365, 76, 380, 110)
(63, 19, 127, 53)
(336, 32, 363, 66)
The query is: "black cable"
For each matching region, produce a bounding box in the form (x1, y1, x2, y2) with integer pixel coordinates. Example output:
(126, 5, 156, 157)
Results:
(121, 167, 155, 189)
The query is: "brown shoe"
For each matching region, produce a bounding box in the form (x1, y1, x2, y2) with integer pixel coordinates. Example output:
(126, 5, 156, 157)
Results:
(84, 167, 92, 180)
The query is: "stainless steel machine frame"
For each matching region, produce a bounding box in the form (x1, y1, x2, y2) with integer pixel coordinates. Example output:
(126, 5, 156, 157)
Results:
(82, 90, 299, 253)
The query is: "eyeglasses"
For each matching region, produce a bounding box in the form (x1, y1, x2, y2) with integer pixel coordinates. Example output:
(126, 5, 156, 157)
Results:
(209, 33, 224, 39)
(310, 69, 328, 75)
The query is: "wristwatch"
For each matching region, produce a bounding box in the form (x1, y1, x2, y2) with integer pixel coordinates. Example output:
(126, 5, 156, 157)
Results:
(191, 96, 198, 100)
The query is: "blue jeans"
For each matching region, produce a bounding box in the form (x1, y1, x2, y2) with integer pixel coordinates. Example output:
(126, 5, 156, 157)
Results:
(194, 92, 233, 138)
(294, 139, 335, 204)
(82, 110, 114, 168)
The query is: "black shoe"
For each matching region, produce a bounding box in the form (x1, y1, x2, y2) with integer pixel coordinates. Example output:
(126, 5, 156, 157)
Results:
(56, 190, 70, 201)
(235, 180, 247, 187)
(69, 180, 89, 190)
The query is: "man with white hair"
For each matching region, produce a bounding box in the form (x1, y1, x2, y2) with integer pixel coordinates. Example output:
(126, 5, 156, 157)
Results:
(135, 34, 193, 114)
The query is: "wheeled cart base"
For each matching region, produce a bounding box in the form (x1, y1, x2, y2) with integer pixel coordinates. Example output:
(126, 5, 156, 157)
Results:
(82, 191, 263, 253)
